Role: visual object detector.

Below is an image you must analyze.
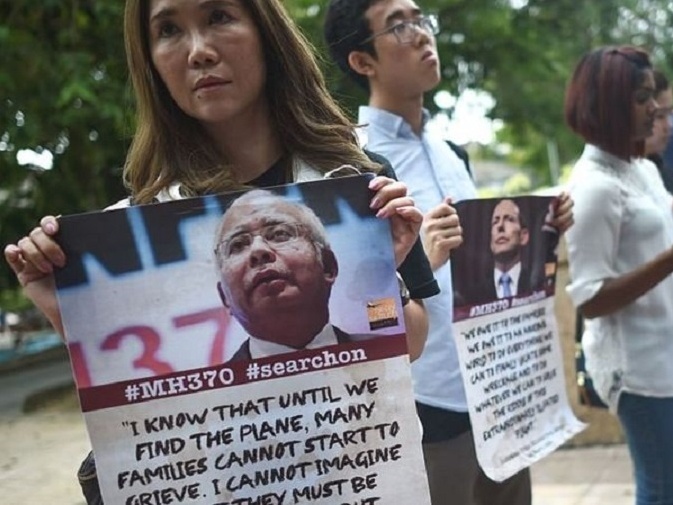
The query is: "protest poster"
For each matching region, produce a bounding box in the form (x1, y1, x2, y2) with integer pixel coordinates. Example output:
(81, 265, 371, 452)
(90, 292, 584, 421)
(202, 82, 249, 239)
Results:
(54, 175, 431, 505)
(451, 196, 585, 482)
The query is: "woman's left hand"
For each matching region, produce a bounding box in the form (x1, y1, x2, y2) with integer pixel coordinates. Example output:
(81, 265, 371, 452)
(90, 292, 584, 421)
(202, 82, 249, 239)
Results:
(551, 191, 574, 233)
(369, 176, 422, 267)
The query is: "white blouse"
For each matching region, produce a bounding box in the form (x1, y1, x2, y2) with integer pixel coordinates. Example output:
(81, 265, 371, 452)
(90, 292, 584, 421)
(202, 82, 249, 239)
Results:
(565, 144, 673, 412)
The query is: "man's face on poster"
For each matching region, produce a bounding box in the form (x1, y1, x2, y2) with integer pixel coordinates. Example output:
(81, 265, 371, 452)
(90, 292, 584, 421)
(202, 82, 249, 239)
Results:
(490, 199, 529, 262)
(215, 196, 337, 329)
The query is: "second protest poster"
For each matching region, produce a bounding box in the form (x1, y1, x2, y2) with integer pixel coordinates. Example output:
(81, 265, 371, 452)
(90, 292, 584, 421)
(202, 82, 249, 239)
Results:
(54, 175, 430, 504)
(451, 196, 585, 482)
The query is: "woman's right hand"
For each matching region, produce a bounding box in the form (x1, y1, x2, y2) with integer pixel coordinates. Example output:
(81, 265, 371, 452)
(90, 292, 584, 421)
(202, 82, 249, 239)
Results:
(3, 216, 65, 337)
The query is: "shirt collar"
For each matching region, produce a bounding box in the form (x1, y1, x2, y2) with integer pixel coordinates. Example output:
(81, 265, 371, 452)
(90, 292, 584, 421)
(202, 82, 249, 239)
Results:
(583, 144, 632, 172)
(247, 323, 338, 359)
(154, 183, 183, 203)
(358, 106, 431, 140)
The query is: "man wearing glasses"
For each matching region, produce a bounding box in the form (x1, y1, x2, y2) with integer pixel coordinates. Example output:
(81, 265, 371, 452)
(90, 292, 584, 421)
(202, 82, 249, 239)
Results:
(324, 1, 532, 504)
(214, 189, 371, 362)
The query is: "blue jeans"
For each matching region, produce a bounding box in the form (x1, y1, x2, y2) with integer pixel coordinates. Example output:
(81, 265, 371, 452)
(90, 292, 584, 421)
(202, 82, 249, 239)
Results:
(618, 392, 673, 505)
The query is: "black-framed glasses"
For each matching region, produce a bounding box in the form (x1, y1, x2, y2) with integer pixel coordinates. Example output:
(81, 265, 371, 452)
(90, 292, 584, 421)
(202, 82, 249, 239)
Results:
(360, 14, 439, 46)
(215, 223, 307, 260)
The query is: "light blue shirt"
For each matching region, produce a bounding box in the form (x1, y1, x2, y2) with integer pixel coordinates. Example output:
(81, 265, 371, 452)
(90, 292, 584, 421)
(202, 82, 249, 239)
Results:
(359, 106, 477, 412)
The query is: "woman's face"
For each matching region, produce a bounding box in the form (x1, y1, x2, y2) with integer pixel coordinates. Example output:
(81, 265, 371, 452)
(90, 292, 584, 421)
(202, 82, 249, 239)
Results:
(148, 0, 267, 128)
(632, 70, 658, 142)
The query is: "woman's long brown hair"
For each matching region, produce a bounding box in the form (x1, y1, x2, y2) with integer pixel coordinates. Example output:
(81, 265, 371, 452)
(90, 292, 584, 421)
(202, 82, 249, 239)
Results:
(123, 0, 379, 204)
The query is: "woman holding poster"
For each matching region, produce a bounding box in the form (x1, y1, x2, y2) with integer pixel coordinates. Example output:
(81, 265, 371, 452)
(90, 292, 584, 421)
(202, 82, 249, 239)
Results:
(564, 45, 673, 505)
(4, 1, 441, 503)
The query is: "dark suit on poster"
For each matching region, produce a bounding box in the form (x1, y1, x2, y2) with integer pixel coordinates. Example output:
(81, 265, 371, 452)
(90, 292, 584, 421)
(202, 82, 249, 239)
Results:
(465, 265, 532, 305)
(227, 325, 356, 362)
(464, 264, 533, 306)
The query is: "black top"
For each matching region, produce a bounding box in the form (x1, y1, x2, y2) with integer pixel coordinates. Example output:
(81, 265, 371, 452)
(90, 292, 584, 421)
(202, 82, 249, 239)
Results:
(415, 402, 471, 442)
(249, 152, 439, 301)
(248, 153, 292, 187)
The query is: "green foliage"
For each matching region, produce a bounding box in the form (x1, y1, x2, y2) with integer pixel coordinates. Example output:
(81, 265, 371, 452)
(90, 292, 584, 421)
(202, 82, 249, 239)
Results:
(297, 0, 673, 184)
(502, 172, 533, 195)
(0, 1, 129, 293)
(0, 287, 34, 313)
(3, 0, 673, 297)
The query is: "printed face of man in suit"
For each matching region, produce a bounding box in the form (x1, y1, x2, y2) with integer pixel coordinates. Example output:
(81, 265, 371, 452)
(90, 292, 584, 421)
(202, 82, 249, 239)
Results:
(214, 191, 338, 343)
(490, 199, 529, 270)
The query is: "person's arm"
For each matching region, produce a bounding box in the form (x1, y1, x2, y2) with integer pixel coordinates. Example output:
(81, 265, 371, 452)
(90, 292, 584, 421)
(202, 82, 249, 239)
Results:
(395, 234, 439, 363)
(421, 198, 463, 271)
(566, 168, 673, 319)
(3, 216, 65, 338)
(580, 247, 673, 318)
(403, 299, 428, 362)
(368, 176, 431, 359)
(364, 154, 440, 360)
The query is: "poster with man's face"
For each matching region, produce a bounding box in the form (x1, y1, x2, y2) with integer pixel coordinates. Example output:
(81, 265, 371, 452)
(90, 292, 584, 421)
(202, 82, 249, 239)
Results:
(54, 175, 431, 505)
(449, 196, 585, 482)
(451, 196, 559, 318)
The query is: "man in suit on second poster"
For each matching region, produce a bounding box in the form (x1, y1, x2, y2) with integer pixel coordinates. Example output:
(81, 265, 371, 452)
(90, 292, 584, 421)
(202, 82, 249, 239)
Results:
(461, 198, 542, 306)
(489, 199, 531, 300)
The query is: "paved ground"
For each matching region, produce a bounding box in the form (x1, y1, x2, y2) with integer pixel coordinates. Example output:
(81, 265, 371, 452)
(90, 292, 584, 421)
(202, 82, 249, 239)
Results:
(0, 356, 636, 505)
(531, 444, 634, 505)
(0, 358, 73, 417)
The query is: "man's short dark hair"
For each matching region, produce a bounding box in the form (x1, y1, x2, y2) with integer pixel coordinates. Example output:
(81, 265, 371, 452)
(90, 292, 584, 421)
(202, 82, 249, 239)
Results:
(324, 0, 378, 90)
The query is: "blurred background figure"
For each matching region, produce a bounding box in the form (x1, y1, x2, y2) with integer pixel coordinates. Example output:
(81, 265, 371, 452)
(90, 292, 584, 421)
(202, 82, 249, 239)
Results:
(645, 69, 673, 192)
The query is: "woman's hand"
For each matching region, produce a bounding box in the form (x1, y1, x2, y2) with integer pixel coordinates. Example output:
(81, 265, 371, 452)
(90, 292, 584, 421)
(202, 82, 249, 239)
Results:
(550, 192, 574, 234)
(3, 216, 65, 337)
(369, 176, 422, 267)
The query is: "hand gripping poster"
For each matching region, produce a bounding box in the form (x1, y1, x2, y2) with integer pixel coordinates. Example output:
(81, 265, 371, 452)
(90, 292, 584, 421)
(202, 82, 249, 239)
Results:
(54, 175, 431, 505)
(451, 196, 585, 482)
